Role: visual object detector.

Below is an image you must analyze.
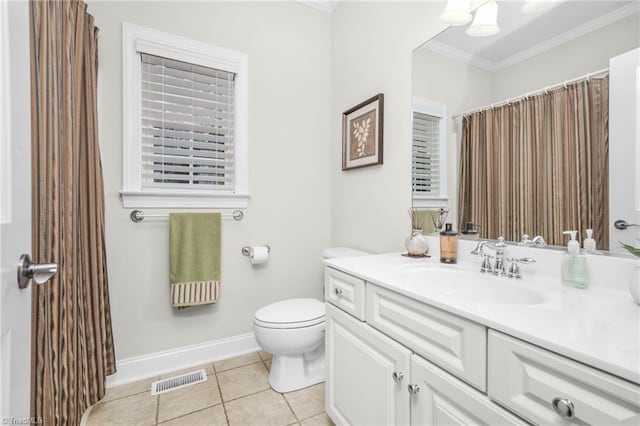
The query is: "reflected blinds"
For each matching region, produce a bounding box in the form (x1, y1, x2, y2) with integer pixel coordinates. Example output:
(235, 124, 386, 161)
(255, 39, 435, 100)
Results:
(140, 53, 236, 190)
(412, 111, 441, 196)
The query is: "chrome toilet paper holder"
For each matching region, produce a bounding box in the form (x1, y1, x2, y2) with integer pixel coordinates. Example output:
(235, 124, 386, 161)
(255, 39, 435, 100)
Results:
(241, 245, 271, 257)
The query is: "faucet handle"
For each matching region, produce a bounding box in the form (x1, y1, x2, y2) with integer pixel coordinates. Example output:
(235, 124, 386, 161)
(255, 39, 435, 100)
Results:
(507, 257, 536, 279)
(480, 254, 494, 273)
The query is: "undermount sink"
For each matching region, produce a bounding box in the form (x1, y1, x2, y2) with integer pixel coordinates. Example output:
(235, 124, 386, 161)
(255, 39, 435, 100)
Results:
(400, 263, 546, 306)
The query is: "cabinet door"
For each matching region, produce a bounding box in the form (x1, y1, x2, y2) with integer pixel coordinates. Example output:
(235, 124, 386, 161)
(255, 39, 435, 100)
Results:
(326, 303, 411, 426)
(410, 355, 526, 426)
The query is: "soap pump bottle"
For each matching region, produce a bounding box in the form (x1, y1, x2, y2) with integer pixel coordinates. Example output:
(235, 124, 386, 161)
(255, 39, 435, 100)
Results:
(583, 229, 597, 253)
(440, 223, 458, 264)
(561, 230, 589, 289)
(461, 222, 480, 239)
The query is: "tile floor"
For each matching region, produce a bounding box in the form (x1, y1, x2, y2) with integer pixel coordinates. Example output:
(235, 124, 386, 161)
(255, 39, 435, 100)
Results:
(86, 351, 334, 426)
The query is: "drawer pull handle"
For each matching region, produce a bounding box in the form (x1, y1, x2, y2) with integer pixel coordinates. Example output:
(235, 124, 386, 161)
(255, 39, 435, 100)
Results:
(392, 372, 404, 383)
(552, 397, 575, 419)
(334, 288, 343, 296)
(407, 384, 420, 395)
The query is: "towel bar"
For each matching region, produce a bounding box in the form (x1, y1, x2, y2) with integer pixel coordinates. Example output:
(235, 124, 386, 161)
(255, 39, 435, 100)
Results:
(130, 209, 244, 223)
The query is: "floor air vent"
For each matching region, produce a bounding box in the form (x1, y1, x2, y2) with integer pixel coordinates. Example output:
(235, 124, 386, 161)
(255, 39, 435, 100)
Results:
(150, 369, 207, 395)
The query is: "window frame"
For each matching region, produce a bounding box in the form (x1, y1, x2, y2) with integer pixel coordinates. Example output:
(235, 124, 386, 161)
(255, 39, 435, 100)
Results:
(411, 101, 448, 208)
(121, 23, 249, 208)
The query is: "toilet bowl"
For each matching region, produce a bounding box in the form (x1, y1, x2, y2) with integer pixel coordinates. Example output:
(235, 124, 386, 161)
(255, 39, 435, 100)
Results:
(253, 247, 368, 393)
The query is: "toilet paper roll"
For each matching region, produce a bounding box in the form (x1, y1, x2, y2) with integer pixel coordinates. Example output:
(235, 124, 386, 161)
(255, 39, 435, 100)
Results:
(251, 246, 269, 265)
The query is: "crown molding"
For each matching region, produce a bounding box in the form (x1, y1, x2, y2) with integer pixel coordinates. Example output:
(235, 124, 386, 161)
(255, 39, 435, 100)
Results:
(424, 40, 498, 72)
(497, 2, 640, 70)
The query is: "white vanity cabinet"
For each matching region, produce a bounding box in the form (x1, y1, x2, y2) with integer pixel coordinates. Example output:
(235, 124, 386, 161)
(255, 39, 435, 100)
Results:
(326, 304, 411, 426)
(324, 267, 523, 425)
(325, 301, 523, 426)
(324, 265, 640, 426)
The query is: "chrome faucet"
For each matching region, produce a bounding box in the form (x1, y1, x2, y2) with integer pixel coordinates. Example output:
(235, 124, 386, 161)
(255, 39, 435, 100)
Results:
(471, 237, 508, 276)
(472, 237, 536, 279)
(520, 234, 547, 247)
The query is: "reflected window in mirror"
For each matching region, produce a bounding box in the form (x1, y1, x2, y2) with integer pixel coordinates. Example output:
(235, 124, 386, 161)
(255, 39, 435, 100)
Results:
(412, 101, 447, 208)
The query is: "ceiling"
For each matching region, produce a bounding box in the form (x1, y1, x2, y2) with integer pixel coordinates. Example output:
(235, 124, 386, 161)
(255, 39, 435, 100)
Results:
(298, 0, 341, 14)
(423, 1, 640, 71)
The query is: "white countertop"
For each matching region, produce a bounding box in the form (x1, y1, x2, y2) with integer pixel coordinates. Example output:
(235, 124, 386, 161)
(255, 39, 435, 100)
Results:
(324, 253, 640, 385)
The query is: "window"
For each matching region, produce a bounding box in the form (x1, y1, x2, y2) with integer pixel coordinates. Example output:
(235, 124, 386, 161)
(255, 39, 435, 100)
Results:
(121, 23, 248, 208)
(411, 103, 447, 207)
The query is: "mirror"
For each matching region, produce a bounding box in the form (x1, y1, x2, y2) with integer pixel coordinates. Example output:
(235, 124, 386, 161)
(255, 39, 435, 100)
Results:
(412, 0, 640, 251)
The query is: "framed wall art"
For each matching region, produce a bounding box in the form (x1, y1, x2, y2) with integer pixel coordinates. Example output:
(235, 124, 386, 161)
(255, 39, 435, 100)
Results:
(342, 93, 384, 170)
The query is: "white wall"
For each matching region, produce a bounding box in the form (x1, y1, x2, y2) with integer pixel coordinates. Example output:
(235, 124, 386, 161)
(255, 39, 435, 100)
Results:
(331, 1, 448, 253)
(412, 48, 494, 227)
(88, 1, 332, 360)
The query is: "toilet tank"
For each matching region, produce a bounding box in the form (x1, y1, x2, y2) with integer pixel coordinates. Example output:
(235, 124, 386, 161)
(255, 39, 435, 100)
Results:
(322, 247, 369, 259)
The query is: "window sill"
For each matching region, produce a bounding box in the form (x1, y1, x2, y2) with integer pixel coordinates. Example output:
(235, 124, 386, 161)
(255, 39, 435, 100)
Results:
(120, 190, 250, 209)
(413, 197, 449, 209)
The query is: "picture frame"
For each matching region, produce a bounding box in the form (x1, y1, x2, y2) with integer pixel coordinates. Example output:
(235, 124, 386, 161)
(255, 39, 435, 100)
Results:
(342, 93, 384, 170)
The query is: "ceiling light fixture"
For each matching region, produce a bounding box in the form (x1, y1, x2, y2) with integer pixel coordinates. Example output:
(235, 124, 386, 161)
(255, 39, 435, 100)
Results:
(465, 0, 500, 37)
(439, 0, 472, 26)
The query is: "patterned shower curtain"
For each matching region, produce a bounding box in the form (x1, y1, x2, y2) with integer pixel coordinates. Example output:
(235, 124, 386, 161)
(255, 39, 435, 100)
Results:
(458, 77, 609, 249)
(29, 1, 116, 424)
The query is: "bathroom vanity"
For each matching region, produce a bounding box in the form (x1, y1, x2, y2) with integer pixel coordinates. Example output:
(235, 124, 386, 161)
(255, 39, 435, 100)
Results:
(323, 246, 640, 425)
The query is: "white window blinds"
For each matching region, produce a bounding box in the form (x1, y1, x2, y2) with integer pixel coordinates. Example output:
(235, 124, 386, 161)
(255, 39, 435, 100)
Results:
(412, 111, 441, 195)
(140, 53, 236, 190)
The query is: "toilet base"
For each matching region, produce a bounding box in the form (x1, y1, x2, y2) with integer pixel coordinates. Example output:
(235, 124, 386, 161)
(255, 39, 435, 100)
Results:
(268, 342, 325, 393)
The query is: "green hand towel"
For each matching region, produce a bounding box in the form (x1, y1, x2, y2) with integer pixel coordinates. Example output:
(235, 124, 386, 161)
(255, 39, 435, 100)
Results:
(170, 213, 221, 308)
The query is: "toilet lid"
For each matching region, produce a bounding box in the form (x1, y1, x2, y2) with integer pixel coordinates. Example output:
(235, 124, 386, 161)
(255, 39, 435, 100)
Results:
(254, 298, 325, 328)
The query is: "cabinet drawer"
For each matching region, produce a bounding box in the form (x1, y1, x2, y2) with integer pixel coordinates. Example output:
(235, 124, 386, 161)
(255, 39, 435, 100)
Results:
(324, 267, 366, 321)
(366, 284, 487, 391)
(411, 354, 526, 426)
(488, 330, 640, 425)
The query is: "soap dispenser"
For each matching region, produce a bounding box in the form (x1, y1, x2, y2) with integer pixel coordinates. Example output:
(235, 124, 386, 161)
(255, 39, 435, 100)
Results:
(561, 230, 589, 288)
(583, 229, 597, 253)
(440, 223, 458, 264)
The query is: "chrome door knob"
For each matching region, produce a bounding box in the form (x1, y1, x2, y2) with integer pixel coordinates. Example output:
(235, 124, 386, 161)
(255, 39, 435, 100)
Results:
(17, 254, 58, 289)
(392, 372, 404, 383)
(407, 384, 420, 395)
(551, 397, 575, 419)
(334, 288, 343, 296)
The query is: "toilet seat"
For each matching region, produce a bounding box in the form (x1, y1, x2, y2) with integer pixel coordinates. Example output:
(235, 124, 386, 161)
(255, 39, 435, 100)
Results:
(254, 298, 325, 329)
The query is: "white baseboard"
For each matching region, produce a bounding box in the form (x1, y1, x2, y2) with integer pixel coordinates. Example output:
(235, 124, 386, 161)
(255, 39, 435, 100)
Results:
(106, 332, 260, 388)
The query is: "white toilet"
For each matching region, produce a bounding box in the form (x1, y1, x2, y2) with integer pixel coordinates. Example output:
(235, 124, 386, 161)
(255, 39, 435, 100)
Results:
(253, 247, 368, 392)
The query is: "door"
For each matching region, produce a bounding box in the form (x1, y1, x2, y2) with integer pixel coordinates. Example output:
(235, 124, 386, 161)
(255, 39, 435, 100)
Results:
(410, 355, 525, 426)
(0, 0, 32, 420)
(325, 304, 411, 426)
(609, 48, 640, 251)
